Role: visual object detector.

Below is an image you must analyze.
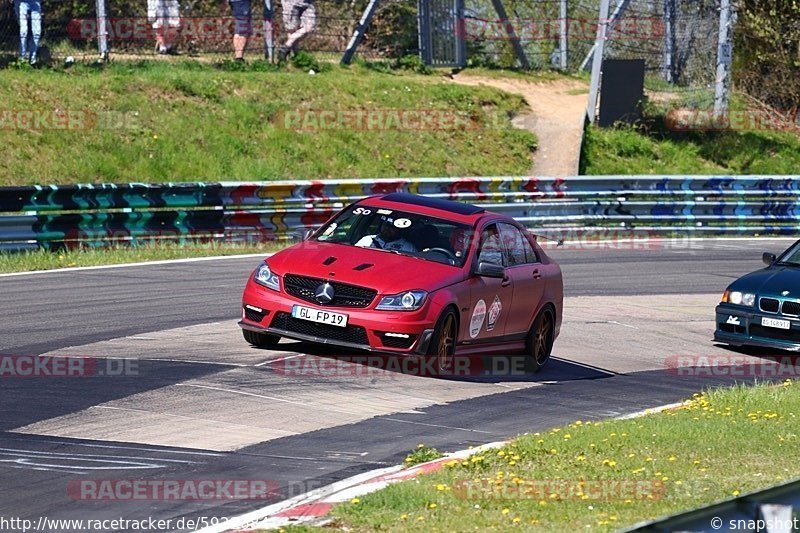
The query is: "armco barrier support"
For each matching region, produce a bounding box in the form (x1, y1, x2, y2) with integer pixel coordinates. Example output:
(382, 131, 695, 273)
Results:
(624, 477, 800, 532)
(1, 176, 798, 250)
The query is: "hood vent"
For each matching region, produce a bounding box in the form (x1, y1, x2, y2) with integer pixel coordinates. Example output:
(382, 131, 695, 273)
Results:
(353, 263, 373, 271)
(323, 256, 337, 265)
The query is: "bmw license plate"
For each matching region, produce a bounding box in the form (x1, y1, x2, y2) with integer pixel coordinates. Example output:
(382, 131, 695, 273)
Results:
(762, 317, 791, 330)
(292, 305, 348, 328)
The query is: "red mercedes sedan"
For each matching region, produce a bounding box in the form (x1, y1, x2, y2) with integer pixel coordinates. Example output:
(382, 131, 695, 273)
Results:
(239, 193, 563, 374)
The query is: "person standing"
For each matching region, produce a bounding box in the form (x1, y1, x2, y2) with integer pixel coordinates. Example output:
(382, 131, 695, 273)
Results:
(228, 0, 253, 61)
(14, 0, 42, 64)
(278, 0, 315, 61)
(147, 0, 181, 54)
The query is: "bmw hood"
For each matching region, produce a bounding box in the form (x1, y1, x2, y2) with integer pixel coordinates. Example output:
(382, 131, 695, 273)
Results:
(732, 267, 800, 298)
(265, 241, 466, 294)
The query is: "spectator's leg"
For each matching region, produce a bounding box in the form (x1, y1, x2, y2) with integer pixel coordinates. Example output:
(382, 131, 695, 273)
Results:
(230, 0, 253, 60)
(284, 2, 314, 50)
(15, 0, 28, 60)
(29, 0, 41, 63)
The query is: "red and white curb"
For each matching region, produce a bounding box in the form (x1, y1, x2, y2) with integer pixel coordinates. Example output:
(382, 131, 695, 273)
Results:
(195, 401, 690, 532)
(194, 441, 506, 533)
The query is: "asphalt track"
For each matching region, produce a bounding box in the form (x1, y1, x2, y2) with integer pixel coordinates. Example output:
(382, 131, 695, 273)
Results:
(0, 238, 794, 532)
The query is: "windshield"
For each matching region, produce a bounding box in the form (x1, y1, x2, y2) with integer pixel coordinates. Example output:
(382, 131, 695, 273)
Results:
(777, 241, 800, 266)
(313, 205, 474, 267)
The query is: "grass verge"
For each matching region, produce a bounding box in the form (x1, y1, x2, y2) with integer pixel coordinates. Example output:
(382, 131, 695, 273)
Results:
(581, 105, 800, 174)
(328, 380, 800, 532)
(0, 241, 285, 273)
(0, 60, 535, 184)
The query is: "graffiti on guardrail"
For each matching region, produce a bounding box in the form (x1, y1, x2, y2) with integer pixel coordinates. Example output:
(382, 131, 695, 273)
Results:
(1, 177, 799, 251)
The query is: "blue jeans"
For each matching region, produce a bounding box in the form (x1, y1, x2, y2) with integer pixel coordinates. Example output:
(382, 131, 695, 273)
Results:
(14, 0, 42, 61)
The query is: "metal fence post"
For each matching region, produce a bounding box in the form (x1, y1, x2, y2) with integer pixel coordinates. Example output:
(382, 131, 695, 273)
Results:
(586, 0, 610, 123)
(560, 0, 568, 70)
(341, 0, 382, 65)
(714, 0, 734, 116)
(96, 0, 109, 59)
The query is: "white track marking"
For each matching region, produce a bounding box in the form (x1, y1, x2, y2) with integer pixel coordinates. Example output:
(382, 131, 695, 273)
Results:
(255, 355, 300, 367)
(0, 253, 272, 278)
(382, 417, 493, 434)
(174, 383, 363, 415)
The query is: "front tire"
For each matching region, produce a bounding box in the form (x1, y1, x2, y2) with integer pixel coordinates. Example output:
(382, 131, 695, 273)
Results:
(524, 307, 554, 373)
(242, 329, 281, 348)
(427, 309, 457, 375)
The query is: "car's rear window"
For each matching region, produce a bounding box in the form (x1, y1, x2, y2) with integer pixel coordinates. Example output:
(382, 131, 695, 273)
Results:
(314, 205, 474, 267)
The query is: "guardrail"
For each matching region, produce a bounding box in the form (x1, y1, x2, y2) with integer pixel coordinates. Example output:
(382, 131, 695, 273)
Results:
(624, 477, 800, 532)
(1, 176, 799, 251)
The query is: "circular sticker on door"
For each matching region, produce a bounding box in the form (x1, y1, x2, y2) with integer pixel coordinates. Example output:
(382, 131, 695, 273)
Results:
(469, 299, 487, 338)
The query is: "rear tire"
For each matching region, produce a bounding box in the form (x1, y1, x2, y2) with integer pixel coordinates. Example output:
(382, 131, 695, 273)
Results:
(427, 309, 458, 376)
(242, 329, 281, 348)
(524, 307, 554, 373)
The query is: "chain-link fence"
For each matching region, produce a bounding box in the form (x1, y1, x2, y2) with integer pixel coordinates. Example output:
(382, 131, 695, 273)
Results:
(0, 0, 419, 62)
(0, 0, 728, 117)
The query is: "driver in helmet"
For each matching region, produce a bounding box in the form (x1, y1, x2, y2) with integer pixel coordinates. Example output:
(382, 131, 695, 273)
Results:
(355, 217, 417, 252)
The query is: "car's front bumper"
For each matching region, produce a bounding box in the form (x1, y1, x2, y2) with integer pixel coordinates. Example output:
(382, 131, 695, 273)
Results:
(240, 280, 439, 355)
(714, 304, 800, 352)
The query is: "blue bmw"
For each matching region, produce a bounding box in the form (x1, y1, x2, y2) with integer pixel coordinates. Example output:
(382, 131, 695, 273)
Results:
(715, 240, 800, 352)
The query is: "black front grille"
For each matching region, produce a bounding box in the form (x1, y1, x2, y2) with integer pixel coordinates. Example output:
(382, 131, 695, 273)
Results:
(244, 306, 266, 323)
(782, 301, 800, 316)
(283, 275, 377, 308)
(760, 298, 780, 313)
(750, 325, 800, 343)
(380, 333, 417, 349)
(270, 312, 369, 346)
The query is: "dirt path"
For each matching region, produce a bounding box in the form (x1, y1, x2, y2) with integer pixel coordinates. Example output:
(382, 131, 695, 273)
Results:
(452, 74, 589, 176)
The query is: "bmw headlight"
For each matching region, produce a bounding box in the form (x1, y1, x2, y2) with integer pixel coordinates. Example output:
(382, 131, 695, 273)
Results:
(723, 289, 755, 307)
(254, 262, 280, 291)
(376, 290, 427, 311)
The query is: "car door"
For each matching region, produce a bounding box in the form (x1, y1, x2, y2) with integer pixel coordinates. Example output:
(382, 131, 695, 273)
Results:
(460, 223, 514, 347)
(498, 223, 546, 337)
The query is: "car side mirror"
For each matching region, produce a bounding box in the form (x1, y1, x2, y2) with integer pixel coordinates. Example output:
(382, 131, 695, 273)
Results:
(304, 228, 316, 241)
(475, 261, 505, 278)
(763, 252, 777, 266)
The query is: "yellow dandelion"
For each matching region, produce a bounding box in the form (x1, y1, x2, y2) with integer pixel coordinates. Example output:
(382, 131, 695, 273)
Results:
(400, 514, 408, 520)
(350, 498, 360, 504)
(436, 484, 446, 491)
(501, 508, 510, 514)
(429, 503, 437, 509)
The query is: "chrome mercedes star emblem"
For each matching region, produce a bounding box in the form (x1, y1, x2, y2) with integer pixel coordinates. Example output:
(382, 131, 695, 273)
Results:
(315, 282, 335, 304)
(783, 290, 791, 296)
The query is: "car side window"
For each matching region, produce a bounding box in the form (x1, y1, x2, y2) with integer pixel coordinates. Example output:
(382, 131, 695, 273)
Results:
(499, 223, 538, 265)
(478, 224, 504, 266)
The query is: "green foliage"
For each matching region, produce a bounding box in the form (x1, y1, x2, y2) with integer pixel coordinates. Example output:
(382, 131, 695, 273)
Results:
(735, 0, 800, 109)
(394, 54, 433, 74)
(404, 445, 444, 467)
(291, 51, 321, 72)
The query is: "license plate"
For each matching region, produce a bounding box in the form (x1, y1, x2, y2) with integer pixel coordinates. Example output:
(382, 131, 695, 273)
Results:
(762, 317, 791, 330)
(291, 305, 348, 328)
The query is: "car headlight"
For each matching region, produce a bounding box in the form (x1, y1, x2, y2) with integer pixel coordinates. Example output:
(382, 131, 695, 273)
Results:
(722, 289, 755, 307)
(376, 290, 427, 311)
(254, 262, 280, 291)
